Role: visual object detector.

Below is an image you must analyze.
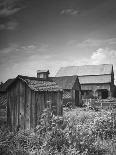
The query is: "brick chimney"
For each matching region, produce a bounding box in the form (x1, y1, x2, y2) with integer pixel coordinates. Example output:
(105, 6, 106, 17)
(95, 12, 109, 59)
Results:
(37, 70, 50, 79)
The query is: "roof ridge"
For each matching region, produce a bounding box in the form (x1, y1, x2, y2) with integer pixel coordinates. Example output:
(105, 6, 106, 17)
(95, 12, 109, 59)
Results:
(60, 64, 113, 68)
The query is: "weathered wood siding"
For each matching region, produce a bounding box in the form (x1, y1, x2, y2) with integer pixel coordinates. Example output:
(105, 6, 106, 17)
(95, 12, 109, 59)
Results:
(7, 80, 21, 131)
(81, 84, 111, 94)
(7, 79, 63, 131)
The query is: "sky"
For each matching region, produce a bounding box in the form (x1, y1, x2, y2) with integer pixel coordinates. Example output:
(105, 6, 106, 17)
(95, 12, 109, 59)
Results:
(0, 0, 116, 82)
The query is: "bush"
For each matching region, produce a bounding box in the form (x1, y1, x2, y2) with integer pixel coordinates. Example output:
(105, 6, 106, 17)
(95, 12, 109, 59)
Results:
(0, 107, 116, 155)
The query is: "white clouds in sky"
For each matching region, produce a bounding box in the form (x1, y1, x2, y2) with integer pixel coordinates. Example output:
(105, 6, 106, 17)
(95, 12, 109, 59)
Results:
(0, 0, 25, 31)
(1, 38, 116, 83)
(60, 8, 80, 16)
(0, 21, 18, 30)
(0, 0, 23, 17)
(90, 48, 116, 65)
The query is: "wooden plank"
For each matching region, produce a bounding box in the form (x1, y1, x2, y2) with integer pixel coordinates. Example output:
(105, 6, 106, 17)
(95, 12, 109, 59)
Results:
(17, 80, 20, 130)
(25, 85, 31, 129)
(7, 90, 11, 129)
(30, 91, 33, 128)
(31, 91, 35, 128)
(57, 91, 63, 115)
(75, 90, 79, 106)
(35, 92, 39, 126)
(19, 81, 25, 130)
(72, 90, 75, 107)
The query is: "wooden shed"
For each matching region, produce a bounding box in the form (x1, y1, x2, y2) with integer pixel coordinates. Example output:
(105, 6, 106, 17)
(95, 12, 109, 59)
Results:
(51, 76, 82, 107)
(6, 75, 63, 131)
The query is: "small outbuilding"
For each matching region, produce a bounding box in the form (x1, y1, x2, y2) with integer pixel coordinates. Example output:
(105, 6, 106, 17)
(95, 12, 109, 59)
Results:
(51, 76, 81, 107)
(6, 74, 63, 131)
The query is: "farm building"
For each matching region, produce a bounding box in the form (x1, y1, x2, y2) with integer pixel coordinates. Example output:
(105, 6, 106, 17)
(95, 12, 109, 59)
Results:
(56, 64, 114, 99)
(51, 76, 82, 107)
(6, 74, 63, 131)
(0, 80, 14, 124)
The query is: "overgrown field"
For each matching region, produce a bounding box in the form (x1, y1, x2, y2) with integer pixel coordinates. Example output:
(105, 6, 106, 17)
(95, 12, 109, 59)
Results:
(0, 107, 116, 155)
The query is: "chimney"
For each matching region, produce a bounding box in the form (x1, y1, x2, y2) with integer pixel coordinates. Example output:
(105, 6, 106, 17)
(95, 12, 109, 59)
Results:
(37, 70, 50, 79)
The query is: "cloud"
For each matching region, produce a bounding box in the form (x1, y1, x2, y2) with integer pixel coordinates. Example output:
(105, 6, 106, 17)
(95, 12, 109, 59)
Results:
(0, 0, 23, 17)
(0, 0, 25, 31)
(91, 48, 107, 64)
(69, 47, 116, 67)
(0, 7, 21, 17)
(68, 38, 116, 49)
(0, 42, 50, 66)
(1, 39, 116, 83)
(60, 8, 80, 16)
(0, 21, 18, 30)
(90, 48, 116, 65)
(0, 43, 18, 54)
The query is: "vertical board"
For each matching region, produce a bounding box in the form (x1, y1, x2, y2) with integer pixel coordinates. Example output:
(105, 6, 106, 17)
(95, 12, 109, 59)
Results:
(35, 92, 41, 126)
(31, 91, 35, 128)
(7, 90, 12, 129)
(25, 85, 31, 129)
(75, 90, 79, 106)
(52, 92, 57, 115)
(44, 92, 47, 108)
(57, 91, 63, 115)
(15, 81, 20, 130)
(72, 90, 75, 107)
(19, 81, 25, 130)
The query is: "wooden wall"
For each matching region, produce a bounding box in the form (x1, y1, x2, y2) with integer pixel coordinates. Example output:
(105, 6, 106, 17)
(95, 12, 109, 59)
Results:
(7, 79, 63, 131)
(63, 89, 81, 107)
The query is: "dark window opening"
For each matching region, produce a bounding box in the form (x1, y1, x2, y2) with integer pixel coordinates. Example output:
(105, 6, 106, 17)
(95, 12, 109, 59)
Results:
(96, 89, 109, 99)
(101, 90, 108, 99)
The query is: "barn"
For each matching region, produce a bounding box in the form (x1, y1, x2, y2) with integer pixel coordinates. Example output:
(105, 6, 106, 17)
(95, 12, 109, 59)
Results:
(51, 76, 82, 107)
(6, 74, 63, 131)
(56, 64, 114, 99)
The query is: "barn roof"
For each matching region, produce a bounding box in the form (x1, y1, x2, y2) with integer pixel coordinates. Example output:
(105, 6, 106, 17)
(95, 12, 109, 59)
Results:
(51, 76, 80, 90)
(56, 64, 113, 77)
(56, 64, 113, 84)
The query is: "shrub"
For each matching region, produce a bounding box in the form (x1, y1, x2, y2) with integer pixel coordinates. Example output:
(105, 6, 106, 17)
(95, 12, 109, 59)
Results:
(0, 107, 116, 155)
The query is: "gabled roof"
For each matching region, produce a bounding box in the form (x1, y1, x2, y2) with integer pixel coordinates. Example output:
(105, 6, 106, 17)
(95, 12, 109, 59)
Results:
(0, 79, 15, 92)
(56, 64, 113, 77)
(51, 75, 80, 90)
(7, 75, 62, 92)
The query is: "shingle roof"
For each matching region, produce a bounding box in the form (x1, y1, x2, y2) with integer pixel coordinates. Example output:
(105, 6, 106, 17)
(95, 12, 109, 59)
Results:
(18, 75, 62, 92)
(0, 75, 62, 92)
(51, 76, 80, 90)
(56, 64, 113, 77)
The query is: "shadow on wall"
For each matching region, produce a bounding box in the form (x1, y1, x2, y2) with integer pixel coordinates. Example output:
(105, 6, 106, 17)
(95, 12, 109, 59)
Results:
(112, 85, 116, 98)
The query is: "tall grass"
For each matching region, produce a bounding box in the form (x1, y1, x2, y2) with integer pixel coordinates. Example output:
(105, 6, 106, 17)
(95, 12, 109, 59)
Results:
(0, 106, 116, 155)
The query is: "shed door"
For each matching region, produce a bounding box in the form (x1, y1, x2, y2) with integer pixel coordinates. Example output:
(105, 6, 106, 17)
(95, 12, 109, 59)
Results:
(75, 90, 79, 106)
